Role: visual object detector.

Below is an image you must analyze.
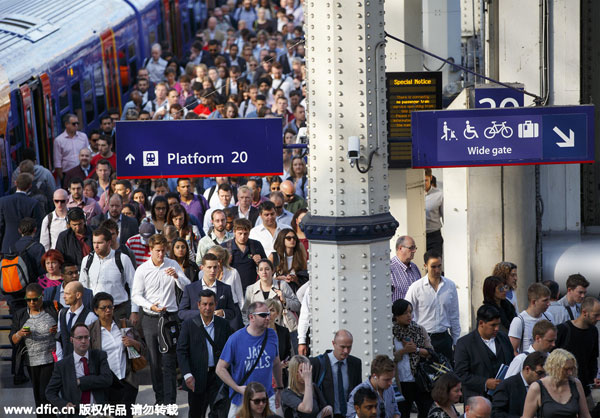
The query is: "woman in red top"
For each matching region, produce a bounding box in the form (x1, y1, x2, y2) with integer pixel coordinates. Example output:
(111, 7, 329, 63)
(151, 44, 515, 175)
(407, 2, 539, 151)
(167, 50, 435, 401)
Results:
(37, 250, 64, 289)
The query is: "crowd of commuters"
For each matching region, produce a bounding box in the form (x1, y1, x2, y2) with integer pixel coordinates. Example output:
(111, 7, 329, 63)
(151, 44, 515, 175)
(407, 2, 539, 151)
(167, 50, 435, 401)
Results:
(2, 1, 599, 418)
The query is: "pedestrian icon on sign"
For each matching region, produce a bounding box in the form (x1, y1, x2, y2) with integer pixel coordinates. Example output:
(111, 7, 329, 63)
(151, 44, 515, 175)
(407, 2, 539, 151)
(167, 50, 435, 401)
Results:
(441, 121, 457, 141)
(143, 151, 159, 166)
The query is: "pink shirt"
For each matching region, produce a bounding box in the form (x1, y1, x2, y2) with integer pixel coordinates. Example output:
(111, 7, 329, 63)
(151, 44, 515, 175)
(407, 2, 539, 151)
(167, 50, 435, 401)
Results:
(53, 130, 89, 171)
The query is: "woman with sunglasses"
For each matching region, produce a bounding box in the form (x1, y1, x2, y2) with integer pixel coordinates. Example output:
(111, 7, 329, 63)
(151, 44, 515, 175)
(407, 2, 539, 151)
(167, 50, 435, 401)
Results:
(482, 275, 516, 333)
(171, 238, 200, 283)
(282, 355, 332, 418)
(243, 259, 300, 327)
(270, 228, 307, 294)
(291, 208, 309, 255)
(89, 292, 145, 418)
(10, 283, 58, 417)
(237, 382, 274, 418)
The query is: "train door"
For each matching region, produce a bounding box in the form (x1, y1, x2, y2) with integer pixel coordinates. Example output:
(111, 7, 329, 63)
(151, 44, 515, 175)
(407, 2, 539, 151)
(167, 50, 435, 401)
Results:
(19, 85, 37, 150)
(28, 76, 54, 169)
(100, 29, 122, 112)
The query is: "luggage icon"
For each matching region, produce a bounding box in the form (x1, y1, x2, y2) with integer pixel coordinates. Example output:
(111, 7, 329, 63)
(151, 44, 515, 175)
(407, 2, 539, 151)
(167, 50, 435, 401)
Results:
(518, 120, 539, 138)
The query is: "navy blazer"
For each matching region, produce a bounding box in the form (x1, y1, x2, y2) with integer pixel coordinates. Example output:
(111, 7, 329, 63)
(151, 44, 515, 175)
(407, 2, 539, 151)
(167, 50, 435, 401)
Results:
(491, 373, 527, 418)
(176, 315, 233, 393)
(45, 349, 112, 413)
(178, 279, 236, 322)
(0, 192, 43, 253)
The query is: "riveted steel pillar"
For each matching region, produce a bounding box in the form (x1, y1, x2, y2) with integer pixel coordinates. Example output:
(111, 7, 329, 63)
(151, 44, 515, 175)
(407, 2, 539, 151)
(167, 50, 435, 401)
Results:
(303, 0, 397, 370)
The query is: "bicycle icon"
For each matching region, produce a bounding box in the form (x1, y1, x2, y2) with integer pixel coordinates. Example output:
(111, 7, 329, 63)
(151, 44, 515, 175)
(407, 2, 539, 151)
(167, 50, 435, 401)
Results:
(463, 120, 479, 139)
(484, 121, 513, 139)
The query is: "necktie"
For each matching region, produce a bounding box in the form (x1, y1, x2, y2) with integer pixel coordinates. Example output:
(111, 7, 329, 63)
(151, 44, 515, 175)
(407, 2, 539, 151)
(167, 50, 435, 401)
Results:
(67, 312, 76, 333)
(80, 357, 91, 404)
(337, 361, 347, 415)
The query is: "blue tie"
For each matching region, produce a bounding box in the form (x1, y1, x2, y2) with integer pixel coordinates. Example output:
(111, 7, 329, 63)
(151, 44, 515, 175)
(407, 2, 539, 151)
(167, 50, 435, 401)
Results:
(337, 361, 347, 415)
(67, 312, 76, 333)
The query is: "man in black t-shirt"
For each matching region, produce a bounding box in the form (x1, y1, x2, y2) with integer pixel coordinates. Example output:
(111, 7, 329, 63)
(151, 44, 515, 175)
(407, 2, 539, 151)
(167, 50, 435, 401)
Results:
(556, 296, 600, 405)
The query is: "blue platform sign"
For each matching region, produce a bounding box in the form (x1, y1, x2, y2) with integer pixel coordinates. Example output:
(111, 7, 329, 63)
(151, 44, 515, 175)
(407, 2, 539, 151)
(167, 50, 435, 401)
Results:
(115, 119, 283, 179)
(411, 105, 595, 168)
(474, 86, 524, 108)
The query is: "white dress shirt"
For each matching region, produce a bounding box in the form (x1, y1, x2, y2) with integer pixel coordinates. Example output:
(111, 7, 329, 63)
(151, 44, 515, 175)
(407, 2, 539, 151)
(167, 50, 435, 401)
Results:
(404, 275, 461, 344)
(297, 284, 311, 344)
(249, 223, 291, 255)
(131, 257, 190, 313)
(74, 351, 95, 404)
(255, 209, 294, 227)
(481, 336, 497, 355)
(80, 250, 138, 311)
(40, 211, 68, 251)
(56, 304, 97, 360)
(101, 322, 127, 380)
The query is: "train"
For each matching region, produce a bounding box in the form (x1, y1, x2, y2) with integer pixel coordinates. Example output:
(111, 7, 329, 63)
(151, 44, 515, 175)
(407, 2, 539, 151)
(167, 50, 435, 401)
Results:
(0, 0, 198, 194)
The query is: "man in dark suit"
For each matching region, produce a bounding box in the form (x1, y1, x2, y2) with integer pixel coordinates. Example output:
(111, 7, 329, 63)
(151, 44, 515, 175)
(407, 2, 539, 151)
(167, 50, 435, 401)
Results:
(455, 304, 514, 401)
(0, 173, 43, 253)
(46, 323, 112, 416)
(229, 185, 259, 226)
(179, 253, 237, 323)
(492, 351, 546, 418)
(63, 148, 92, 189)
(89, 194, 139, 244)
(178, 289, 234, 418)
(310, 329, 362, 418)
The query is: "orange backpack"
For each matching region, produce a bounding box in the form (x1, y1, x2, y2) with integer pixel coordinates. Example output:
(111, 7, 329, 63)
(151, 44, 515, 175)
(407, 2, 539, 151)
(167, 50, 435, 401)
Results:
(0, 242, 35, 294)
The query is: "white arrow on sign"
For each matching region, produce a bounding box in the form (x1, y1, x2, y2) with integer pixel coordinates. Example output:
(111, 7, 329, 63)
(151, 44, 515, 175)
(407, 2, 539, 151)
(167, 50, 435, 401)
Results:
(125, 154, 135, 164)
(554, 126, 575, 148)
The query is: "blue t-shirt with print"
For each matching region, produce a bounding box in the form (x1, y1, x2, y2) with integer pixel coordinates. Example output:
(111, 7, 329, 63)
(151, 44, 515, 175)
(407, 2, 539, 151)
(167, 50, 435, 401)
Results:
(220, 326, 279, 405)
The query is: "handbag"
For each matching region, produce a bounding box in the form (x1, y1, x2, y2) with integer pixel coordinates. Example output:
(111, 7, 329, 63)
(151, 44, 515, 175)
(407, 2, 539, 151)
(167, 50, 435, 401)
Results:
(281, 308, 298, 332)
(213, 329, 269, 405)
(119, 319, 147, 371)
(414, 350, 453, 393)
(158, 312, 180, 354)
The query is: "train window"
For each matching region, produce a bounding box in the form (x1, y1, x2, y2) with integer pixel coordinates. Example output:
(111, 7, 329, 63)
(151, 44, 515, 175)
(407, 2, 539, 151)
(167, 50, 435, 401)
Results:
(149, 30, 156, 48)
(118, 47, 130, 92)
(83, 76, 92, 94)
(71, 81, 83, 126)
(128, 42, 137, 84)
(58, 89, 68, 111)
(93, 65, 106, 115)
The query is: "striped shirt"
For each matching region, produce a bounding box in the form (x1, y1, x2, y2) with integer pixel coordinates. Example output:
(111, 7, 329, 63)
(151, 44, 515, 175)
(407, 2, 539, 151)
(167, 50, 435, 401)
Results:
(125, 234, 151, 266)
(390, 256, 421, 301)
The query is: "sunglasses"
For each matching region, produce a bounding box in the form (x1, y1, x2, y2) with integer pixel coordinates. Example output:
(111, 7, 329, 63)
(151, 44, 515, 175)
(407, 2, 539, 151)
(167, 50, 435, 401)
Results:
(285, 236, 296, 241)
(251, 398, 268, 405)
(54, 199, 66, 204)
(284, 193, 294, 198)
(24, 295, 42, 302)
(70, 122, 79, 126)
(97, 305, 114, 311)
(252, 312, 270, 318)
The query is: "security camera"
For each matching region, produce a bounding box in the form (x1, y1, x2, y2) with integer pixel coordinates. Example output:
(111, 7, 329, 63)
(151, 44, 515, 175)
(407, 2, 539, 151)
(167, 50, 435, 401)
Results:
(348, 136, 360, 167)
(297, 127, 308, 144)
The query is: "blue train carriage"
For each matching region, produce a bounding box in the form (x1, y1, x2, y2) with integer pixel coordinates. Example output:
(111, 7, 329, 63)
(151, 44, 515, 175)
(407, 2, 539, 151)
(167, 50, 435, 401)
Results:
(0, 0, 193, 194)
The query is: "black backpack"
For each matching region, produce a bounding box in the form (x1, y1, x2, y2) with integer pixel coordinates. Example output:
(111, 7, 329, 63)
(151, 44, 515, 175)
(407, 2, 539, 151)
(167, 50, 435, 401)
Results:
(83, 249, 128, 294)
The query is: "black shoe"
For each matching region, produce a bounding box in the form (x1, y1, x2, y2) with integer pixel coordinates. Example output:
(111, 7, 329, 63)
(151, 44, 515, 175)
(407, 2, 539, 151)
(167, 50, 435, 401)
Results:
(13, 374, 29, 385)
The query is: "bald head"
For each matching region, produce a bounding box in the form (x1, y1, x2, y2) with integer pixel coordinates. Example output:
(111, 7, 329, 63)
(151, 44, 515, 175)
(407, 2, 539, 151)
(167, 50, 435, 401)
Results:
(465, 397, 491, 418)
(108, 193, 123, 218)
(280, 180, 296, 202)
(65, 280, 83, 297)
(332, 329, 353, 361)
(54, 188, 68, 200)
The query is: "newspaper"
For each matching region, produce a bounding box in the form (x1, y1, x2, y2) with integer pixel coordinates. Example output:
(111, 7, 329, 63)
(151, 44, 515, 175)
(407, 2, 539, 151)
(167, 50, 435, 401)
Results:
(120, 327, 141, 359)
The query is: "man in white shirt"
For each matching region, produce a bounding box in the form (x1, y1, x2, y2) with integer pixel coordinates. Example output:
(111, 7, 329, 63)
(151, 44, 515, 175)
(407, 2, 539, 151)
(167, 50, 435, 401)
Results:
(204, 184, 235, 234)
(131, 234, 190, 405)
(249, 201, 291, 256)
(53, 114, 89, 184)
(404, 250, 460, 363)
(79, 228, 137, 323)
(145, 43, 168, 84)
(508, 283, 554, 356)
(424, 169, 443, 256)
(40, 189, 69, 250)
(505, 320, 555, 378)
(56, 281, 98, 360)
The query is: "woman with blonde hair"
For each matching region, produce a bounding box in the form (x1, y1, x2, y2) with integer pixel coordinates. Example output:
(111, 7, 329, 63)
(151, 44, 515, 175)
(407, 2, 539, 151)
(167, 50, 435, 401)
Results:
(281, 355, 332, 418)
(237, 382, 274, 418)
(265, 298, 292, 369)
(522, 348, 591, 418)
